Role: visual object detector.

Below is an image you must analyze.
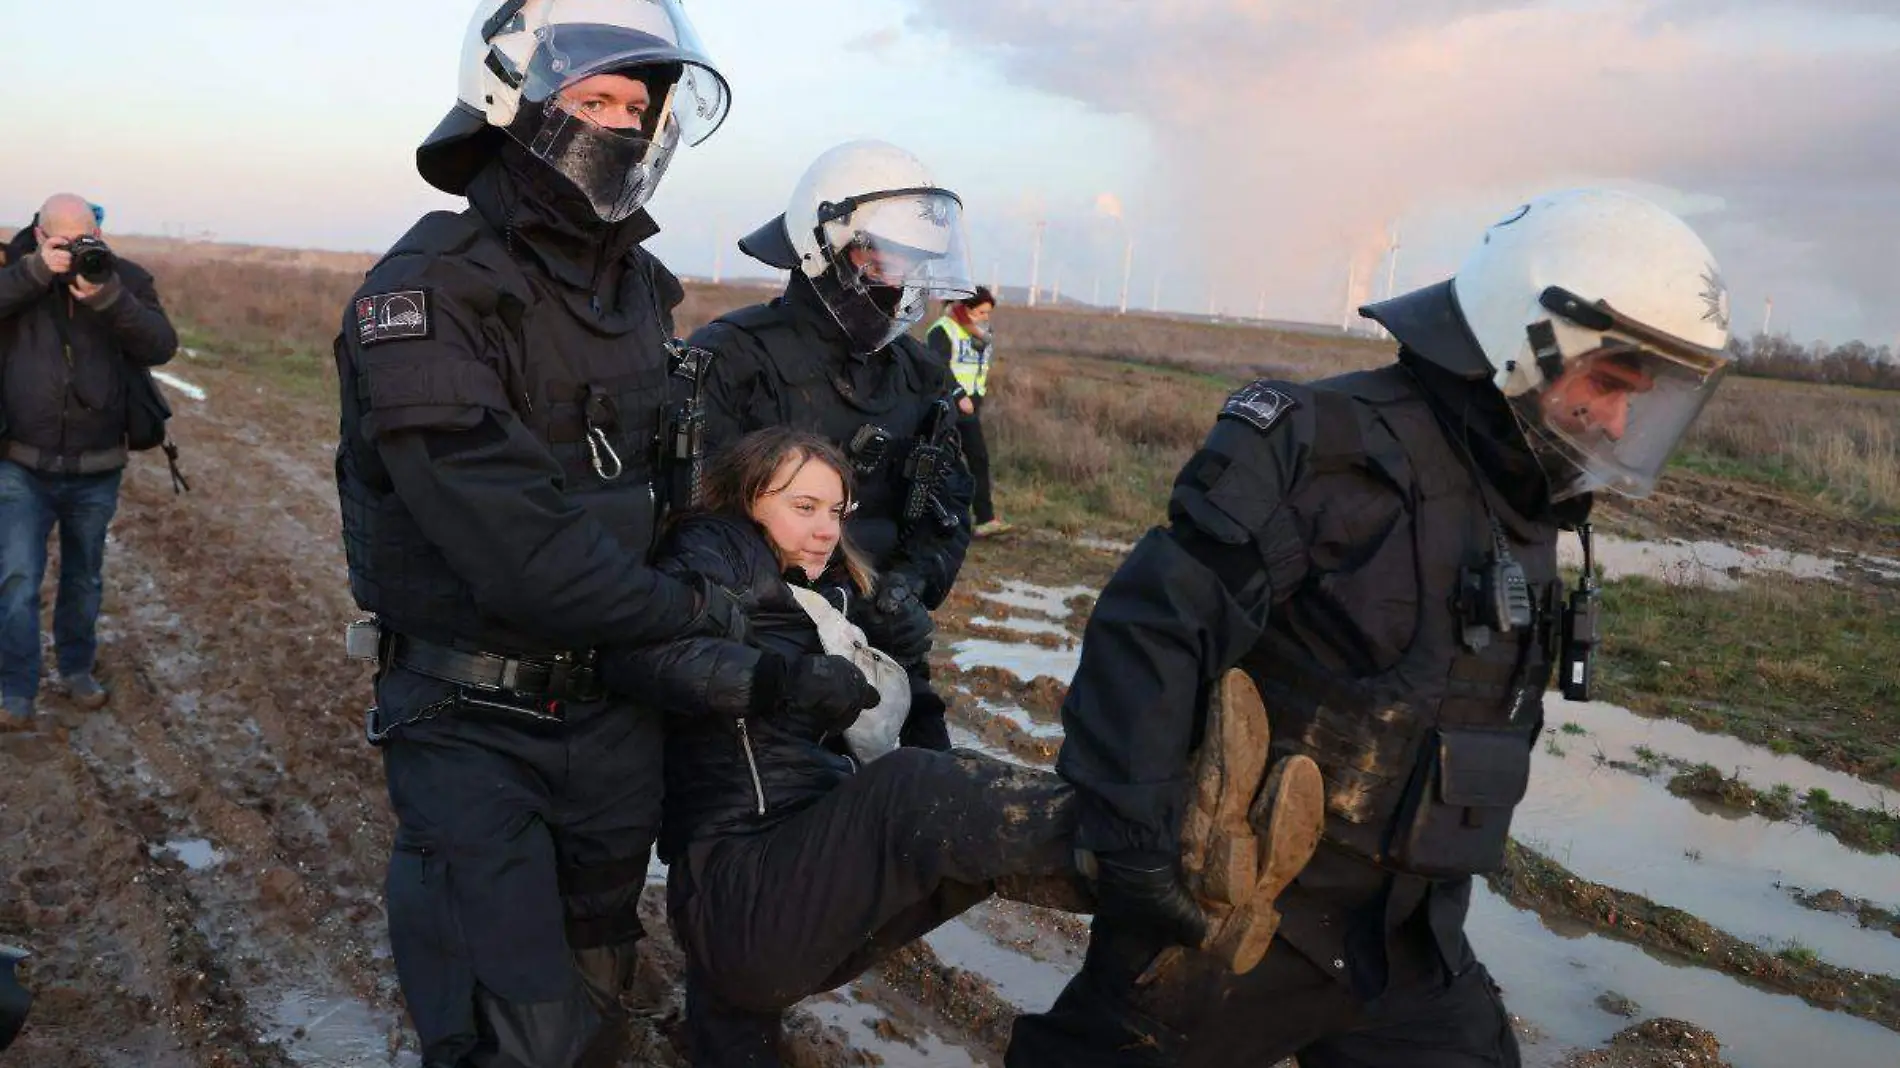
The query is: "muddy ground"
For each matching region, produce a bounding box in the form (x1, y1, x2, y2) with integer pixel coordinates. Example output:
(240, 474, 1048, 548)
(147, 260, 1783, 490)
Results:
(1, 353, 1892, 1067)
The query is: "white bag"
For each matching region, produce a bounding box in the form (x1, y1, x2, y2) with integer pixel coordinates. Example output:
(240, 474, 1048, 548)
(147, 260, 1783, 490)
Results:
(788, 585, 911, 763)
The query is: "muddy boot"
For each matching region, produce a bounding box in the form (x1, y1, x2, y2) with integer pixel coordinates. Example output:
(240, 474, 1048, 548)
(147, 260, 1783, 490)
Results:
(1172, 670, 1324, 975)
(59, 673, 108, 711)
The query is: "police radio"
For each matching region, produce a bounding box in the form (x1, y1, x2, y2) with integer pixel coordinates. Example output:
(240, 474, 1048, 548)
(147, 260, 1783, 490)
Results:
(1560, 523, 1602, 701)
(1459, 521, 1535, 652)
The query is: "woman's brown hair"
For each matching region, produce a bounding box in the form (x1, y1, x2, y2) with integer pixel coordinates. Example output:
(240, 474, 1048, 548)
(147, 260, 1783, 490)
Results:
(697, 427, 877, 593)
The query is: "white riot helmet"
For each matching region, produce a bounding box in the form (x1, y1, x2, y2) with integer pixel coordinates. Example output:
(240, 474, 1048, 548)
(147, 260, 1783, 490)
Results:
(418, 0, 731, 221)
(738, 140, 975, 353)
(1365, 189, 1732, 501)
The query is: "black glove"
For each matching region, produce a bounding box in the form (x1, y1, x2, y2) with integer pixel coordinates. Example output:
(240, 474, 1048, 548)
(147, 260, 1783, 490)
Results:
(683, 573, 750, 644)
(898, 685, 951, 751)
(1088, 850, 1207, 950)
(751, 652, 879, 737)
(860, 573, 934, 663)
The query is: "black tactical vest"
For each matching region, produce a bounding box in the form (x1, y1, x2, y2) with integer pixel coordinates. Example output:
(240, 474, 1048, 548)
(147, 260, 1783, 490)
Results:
(711, 304, 947, 569)
(1244, 366, 1562, 877)
(337, 210, 674, 652)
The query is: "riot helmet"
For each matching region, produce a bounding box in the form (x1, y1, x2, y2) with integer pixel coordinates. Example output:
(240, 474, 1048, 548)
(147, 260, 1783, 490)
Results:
(1363, 189, 1732, 501)
(418, 0, 731, 221)
(739, 140, 975, 354)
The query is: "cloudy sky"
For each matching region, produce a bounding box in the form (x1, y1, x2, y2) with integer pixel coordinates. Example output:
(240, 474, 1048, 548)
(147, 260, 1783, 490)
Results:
(7, 1, 1895, 343)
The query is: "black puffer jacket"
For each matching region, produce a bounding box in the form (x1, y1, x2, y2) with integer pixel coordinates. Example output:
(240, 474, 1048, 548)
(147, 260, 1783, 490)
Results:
(0, 237, 176, 467)
(602, 512, 857, 862)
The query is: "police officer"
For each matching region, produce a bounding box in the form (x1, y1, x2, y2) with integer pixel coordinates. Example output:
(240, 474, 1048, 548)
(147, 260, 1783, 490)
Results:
(332, 2, 750, 1064)
(1006, 189, 1736, 1067)
(690, 140, 979, 751)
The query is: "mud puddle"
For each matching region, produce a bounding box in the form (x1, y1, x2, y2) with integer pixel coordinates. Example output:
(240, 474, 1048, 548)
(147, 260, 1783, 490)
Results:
(1549, 697, 1900, 812)
(268, 990, 419, 1068)
(1472, 883, 1900, 1068)
(920, 915, 1074, 1014)
(948, 640, 1081, 686)
(968, 615, 1075, 641)
(1519, 717, 1900, 977)
(973, 581, 1095, 622)
(1558, 533, 1899, 588)
(802, 987, 989, 1067)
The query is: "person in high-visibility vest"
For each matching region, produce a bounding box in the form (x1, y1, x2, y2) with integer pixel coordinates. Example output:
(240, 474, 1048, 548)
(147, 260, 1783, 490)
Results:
(927, 287, 1008, 535)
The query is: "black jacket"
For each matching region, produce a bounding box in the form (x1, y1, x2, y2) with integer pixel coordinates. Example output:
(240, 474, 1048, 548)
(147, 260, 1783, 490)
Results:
(0, 244, 177, 468)
(603, 512, 856, 862)
(334, 143, 705, 654)
(689, 275, 974, 609)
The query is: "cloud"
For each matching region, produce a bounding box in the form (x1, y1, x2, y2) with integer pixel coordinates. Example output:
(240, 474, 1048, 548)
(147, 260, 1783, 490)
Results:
(909, 1, 1900, 341)
(844, 26, 904, 54)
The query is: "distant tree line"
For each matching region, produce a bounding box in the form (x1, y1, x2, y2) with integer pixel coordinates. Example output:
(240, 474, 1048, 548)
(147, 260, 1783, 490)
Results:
(1728, 333, 1900, 390)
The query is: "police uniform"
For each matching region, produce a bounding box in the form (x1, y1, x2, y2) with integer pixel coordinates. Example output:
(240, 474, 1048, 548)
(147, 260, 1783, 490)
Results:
(926, 311, 999, 528)
(336, 143, 729, 1066)
(1007, 284, 1584, 1066)
(690, 270, 974, 748)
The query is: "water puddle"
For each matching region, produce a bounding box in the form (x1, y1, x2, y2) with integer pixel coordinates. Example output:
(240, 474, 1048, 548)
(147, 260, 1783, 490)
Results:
(973, 699, 1065, 741)
(151, 838, 225, 871)
(923, 917, 1074, 1013)
(970, 614, 1076, 641)
(950, 639, 1081, 685)
(947, 724, 1031, 768)
(976, 580, 1095, 621)
(1471, 883, 1900, 1068)
(152, 370, 208, 402)
(802, 987, 986, 1068)
(1520, 719, 1900, 976)
(268, 989, 417, 1067)
(1551, 697, 1900, 812)
(1558, 533, 1875, 588)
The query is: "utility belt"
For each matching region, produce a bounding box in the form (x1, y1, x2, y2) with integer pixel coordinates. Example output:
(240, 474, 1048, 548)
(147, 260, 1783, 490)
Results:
(346, 619, 604, 743)
(2, 441, 128, 475)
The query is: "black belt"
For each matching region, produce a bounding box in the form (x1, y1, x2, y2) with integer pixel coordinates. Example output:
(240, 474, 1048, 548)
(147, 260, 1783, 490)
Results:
(385, 632, 605, 703)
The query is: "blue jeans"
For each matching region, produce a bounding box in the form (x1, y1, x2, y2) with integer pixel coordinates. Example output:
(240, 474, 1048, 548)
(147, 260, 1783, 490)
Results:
(0, 461, 122, 701)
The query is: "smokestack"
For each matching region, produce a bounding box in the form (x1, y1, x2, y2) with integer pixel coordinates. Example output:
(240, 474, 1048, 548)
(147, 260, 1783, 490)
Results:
(1118, 238, 1135, 315)
(1028, 220, 1046, 308)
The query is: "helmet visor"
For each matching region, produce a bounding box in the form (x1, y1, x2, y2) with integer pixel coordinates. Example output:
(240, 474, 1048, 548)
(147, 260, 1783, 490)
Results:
(491, 0, 730, 139)
(812, 188, 975, 352)
(1512, 303, 1731, 501)
(527, 99, 680, 222)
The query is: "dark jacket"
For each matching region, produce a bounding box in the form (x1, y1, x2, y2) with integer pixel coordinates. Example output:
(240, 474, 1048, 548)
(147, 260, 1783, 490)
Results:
(0, 241, 177, 471)
(603, 512, 857, 862)
(689, 275, 974, 609)
(1058, 353, 1580, 995)
(333, 142, 706, 654)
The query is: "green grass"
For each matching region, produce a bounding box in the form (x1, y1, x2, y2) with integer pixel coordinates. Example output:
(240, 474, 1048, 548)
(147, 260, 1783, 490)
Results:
(1598, 573, 1900, 785)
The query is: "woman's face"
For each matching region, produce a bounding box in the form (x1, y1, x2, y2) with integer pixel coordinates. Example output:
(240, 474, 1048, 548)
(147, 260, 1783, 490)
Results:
(750, 455, 847, 579)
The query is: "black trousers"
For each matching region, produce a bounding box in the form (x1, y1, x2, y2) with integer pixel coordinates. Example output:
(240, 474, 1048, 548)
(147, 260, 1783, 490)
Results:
(669, 747, 1077, 1066)
(958, 396, 995, 525)
(377, 665, 663, 1068)
(1006, 917, 1518, 1068)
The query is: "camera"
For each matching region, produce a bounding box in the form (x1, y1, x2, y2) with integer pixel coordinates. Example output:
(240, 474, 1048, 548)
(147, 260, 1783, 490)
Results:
(65, 235, 116, 285)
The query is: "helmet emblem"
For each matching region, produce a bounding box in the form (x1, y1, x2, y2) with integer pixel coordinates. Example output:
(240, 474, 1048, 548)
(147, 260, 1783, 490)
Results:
(1698, 266, 1730, 331)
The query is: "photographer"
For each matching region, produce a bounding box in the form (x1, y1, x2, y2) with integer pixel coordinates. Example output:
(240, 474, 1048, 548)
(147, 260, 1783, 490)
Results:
(0, 194, 176, 723)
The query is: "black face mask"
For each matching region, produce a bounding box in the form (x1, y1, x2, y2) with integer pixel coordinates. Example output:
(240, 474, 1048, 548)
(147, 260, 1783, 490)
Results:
(867, 284, 905, 315)
(812, 267, 913, 354)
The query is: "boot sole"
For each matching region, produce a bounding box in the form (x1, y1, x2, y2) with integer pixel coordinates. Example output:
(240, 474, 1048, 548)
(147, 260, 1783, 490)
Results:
(1176, 669, 1326, 976)
(1207, 754, 1325, 974)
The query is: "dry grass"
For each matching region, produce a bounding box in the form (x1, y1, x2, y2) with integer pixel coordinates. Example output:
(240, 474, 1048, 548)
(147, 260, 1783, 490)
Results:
(103, 235, 1895, 530)
(1680, 378, 1900, 519)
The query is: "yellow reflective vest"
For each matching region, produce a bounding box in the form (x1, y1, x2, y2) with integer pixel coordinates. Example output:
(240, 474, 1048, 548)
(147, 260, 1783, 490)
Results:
(929, 315, 991, 396)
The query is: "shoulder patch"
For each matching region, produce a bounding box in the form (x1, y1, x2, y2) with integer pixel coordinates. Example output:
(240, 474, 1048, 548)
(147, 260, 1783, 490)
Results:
(356, 289, 433, 347)
(1219, 381, 1299, 434)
